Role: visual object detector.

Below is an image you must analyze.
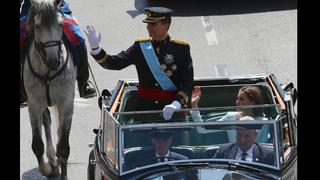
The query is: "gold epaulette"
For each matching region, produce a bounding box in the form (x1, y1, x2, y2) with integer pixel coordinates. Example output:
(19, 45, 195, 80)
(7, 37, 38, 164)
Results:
(177, 91, 189, 105)
(170, 38, 189, 45)
(135, 37, 152, 42)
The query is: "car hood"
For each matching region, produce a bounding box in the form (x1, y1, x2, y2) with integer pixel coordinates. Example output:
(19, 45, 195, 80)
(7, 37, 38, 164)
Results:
(185, 168, 262, 180)
(121, 161, 277, 180)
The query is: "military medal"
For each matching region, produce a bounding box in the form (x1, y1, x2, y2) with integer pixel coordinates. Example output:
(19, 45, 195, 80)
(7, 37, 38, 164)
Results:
(166, 70, 173, 77)
(164, 54, 174, 64)
(171, 64, 177, 71)
(160, 64, 167, 71)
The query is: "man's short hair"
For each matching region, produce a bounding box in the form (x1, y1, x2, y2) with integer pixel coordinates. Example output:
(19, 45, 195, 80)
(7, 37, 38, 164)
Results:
(237, 116, 259, 133)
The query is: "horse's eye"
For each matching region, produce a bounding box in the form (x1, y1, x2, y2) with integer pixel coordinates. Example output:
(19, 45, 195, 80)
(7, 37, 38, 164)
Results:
(35, 25, 40, 31)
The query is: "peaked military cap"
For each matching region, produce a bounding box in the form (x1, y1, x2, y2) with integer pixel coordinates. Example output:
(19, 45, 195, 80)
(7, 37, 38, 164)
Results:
(143, 7, 174, 23)
(150, 129, 174, 139)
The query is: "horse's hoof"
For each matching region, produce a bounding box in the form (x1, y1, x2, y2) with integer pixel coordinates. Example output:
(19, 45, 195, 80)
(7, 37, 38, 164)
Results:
(49, 157, 59, 168)
(48, 165, 60, 177)
(39, 162, 53, 176)
(60, 175, 68, 180)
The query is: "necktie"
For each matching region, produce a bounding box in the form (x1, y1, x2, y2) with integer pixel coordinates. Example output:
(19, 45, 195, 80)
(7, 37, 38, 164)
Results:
(159, 157, 165, 162)
(241, 152, 248, 161)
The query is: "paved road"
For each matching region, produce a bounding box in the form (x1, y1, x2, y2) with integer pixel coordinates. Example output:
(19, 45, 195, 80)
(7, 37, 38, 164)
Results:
(20, 0, 297, 179)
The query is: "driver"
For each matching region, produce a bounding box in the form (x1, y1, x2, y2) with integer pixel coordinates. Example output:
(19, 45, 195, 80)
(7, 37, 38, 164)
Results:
(134, 130, 188, 167)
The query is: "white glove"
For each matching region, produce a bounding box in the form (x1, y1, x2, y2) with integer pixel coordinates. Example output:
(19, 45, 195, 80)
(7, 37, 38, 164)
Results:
(84, 25, 102, 54)
(163, 101, 182, 121)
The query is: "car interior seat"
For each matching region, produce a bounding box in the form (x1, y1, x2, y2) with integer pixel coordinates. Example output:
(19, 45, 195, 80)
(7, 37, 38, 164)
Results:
(257, 84, 281, 119)
(117, 89, 138, 123)
(118, 89, 138, 112)
(202, 145, 220, 158)
(171, 146, 198, 159)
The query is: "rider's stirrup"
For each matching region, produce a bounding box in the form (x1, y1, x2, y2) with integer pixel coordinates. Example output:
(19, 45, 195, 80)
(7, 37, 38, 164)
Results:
(79, 80, 97, 98)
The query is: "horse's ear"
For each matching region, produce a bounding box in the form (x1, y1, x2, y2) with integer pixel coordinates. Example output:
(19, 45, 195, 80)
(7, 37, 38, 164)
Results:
(30, 0, 40, 9)
(55, 0, 62, 7)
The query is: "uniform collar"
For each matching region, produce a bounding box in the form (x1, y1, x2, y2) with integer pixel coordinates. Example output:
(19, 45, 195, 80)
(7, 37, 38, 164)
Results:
(153, 34, 170, 46)
(156, 150, 170, 157)
(156, 150, 170, 162)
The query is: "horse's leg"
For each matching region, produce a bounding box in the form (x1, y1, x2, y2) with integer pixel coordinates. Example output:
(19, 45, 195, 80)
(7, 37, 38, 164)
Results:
(28, 107, 53, 176)
(42, 108, 59, 176)
(56, 105, 74, 180)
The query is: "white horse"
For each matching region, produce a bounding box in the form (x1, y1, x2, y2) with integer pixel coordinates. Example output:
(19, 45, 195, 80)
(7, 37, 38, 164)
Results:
(23, 0, 75, 179)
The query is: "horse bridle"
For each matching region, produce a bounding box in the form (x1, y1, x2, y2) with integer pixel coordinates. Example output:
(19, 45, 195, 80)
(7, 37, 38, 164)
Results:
(27, 25, 69, 106)
(34, 36, 63, 65)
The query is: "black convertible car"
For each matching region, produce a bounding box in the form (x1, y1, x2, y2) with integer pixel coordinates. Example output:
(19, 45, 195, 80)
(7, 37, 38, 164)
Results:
(87, 73, 297, 180)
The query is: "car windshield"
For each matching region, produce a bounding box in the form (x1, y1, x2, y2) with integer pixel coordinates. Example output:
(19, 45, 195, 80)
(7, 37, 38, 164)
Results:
(116, 105, 280, 173)
(115, 104, 280, 124)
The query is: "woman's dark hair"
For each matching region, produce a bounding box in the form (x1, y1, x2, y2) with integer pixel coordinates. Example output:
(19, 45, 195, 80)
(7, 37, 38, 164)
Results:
(239, 86, 264, 116)
(239, 86, 264, 105)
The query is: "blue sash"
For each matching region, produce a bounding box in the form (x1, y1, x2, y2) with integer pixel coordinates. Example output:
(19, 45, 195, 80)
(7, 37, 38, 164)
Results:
(139, 41, 177, 91)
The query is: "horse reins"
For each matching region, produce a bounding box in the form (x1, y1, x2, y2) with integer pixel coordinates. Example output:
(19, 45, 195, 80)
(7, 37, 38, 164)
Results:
(27, 38, 69, 106)
(34, 39, 62, 63)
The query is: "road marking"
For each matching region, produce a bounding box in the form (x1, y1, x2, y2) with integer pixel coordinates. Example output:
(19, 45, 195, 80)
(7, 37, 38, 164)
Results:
(214, 64, 228, 77)
(74, 96, 90, 107)
(201, 16, 219, 46)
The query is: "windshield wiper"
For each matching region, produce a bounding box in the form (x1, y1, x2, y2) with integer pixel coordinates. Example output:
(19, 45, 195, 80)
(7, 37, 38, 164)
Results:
(133, 162, 211, 180)
(168, 162, 210, 170)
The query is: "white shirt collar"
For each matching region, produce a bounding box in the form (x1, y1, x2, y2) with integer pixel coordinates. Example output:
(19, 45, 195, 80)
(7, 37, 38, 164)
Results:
(236, 144, 254, 162)
(156, 150, 170, 162)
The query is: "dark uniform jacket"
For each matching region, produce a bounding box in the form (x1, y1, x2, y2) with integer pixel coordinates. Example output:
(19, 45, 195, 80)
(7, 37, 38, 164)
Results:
(214, 143, 275, 166)
(91, 35, 194, 111)
(135, 150, 188, 167)
(125, 150, 188, 179)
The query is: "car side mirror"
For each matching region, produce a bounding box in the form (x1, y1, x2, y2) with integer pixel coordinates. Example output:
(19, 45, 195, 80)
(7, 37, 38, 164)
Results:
(282, 82, 294, 92)
(98, 89, 112, 110)
(282, 82, 297, 106)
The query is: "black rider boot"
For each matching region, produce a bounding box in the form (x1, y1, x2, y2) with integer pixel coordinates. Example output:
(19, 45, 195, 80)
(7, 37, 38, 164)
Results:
(77, 44, 97, 98)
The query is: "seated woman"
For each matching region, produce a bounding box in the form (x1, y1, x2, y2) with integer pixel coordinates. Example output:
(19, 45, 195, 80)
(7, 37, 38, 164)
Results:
(190, 86, 270, 143)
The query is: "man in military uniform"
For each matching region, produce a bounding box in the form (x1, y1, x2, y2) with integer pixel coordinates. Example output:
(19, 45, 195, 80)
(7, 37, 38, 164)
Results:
(84, 7, 194, 120)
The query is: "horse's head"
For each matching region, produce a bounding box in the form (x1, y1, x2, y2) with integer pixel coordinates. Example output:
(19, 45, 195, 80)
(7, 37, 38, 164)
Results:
(29, 0, 64, 71)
